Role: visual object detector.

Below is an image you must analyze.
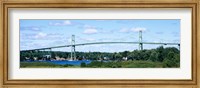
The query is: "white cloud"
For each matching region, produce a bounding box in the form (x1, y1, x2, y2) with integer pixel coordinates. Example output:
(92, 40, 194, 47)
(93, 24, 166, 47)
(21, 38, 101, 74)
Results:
(49, 20, 72, 26)
(131, 27, 146, 32)
(20, 26, 43, 31)
(31, 27, 40, 31)
(83, 25, 93, 28)
(20, 41, 49, 50)
(83, 28, 98, 34)
(21, 32, 64, 41)
(119, 27, 146, 33)
(83, 24, 98, 29)
(34, 32, 47, 39)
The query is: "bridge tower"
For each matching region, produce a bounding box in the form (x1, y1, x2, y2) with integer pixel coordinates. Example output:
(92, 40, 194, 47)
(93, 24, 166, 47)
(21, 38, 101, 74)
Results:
(71, 35, 76, 60)
(139, 30, 143, 50)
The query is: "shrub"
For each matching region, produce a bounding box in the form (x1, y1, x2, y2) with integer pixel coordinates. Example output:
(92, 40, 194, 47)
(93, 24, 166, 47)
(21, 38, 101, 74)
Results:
(63, 64, 73, 67)
(163, 51, 179, 68)
(80, 62, 86, 67)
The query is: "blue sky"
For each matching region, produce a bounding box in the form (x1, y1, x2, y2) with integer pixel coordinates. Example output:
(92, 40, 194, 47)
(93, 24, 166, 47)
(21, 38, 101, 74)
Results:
(20, 19, 180, 52)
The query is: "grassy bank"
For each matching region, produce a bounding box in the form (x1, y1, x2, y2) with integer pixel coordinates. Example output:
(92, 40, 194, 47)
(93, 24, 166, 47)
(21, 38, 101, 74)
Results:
(84, 61, 164, 68)
(20, 60, 178, 68)
(20, 62, 79, 68)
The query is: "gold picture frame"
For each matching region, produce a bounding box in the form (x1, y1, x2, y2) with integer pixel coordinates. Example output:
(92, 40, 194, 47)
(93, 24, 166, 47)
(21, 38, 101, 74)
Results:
(0, 0, 199, 88)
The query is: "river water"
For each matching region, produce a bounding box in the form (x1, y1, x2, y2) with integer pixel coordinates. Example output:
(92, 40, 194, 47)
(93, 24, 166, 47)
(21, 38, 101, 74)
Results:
(24, 60, 92, 66)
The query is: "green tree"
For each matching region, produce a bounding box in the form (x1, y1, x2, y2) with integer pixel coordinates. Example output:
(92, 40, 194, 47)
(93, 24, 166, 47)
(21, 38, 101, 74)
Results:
(132, 50, 140, 60)
(163, 51, 178, 67)
(115, 53, 123, 61)
(149, 51, 158, 62)
(80, 62, 86, 67)
(51, 52, 56, 59)
(122, 51, 129, 57)
(127, 53, 134, 61)
(143, 50, 151, 61)
(157, 46, 164, 62)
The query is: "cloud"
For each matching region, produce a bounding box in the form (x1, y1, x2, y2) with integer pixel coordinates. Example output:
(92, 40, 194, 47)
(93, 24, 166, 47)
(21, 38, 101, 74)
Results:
(82, 25, 114, 34)
(83, 25, 95, 29)
(81, 24, 112, 34)
(49, 20, 72, 26)
(119, 27, 146, 33)
(20, 26, 43, 31)
(83, 24, 102, 30)
(21, 32, 64, 40)
(34, 32, 47, 39)
(20, 41, 48, 50)
(130, 27, 146, 32)
(83, 28, 98, 34)
(20, 33, 66, 50)
(75, 36, 96, 42)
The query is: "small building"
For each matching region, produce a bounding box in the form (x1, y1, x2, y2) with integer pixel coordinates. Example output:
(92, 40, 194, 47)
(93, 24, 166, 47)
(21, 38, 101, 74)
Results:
(103, 57, 109, 60)
(43, 55, 51, 59)
(25, 57, 30, 60)
(33, 57, 38, 61)
(122, 57, 128, 61)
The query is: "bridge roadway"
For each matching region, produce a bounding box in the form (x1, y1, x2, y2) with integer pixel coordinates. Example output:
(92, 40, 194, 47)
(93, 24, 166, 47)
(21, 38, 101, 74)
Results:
(21, 41, 180, 51)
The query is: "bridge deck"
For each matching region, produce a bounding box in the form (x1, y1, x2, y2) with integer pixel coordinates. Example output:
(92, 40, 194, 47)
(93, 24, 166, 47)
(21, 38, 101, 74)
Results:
(21, 42, 180, 51)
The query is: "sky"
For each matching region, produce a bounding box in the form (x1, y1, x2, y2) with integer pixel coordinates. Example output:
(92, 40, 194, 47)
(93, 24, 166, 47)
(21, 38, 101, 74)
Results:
(20, 19, 180, 52)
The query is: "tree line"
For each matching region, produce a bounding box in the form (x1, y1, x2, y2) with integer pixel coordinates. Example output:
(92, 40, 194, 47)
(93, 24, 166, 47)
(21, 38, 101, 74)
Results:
(20, 46, 180, 67)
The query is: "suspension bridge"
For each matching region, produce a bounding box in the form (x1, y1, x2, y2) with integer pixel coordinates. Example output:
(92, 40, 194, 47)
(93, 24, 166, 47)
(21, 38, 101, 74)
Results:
(21, 31, 180, 60)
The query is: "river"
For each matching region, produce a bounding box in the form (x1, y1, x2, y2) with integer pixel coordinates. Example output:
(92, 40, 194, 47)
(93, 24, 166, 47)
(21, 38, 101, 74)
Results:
(23, 60, 92, 65)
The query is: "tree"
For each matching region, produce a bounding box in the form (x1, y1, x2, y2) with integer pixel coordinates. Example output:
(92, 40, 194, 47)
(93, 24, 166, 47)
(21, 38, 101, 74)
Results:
(115, 53, 123, 61)
(80, 62, 86, 67)
(132, 50, 140, 60)
(51, 52, 56, 59)
(163, 51, 178, 67)
(149, 50, 158, 62)
(122, 51, 129, 57)
(143, 50, 151, 61)
(157, 46, 164, 62)
(127, 53, 134, 61)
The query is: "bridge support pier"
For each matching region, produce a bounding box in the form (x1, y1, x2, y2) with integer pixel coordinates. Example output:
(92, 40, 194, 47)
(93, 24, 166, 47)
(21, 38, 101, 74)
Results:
(139, 30, 143, 50)
(71, 35, 76, 60)
(139, 43, 143, 50)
